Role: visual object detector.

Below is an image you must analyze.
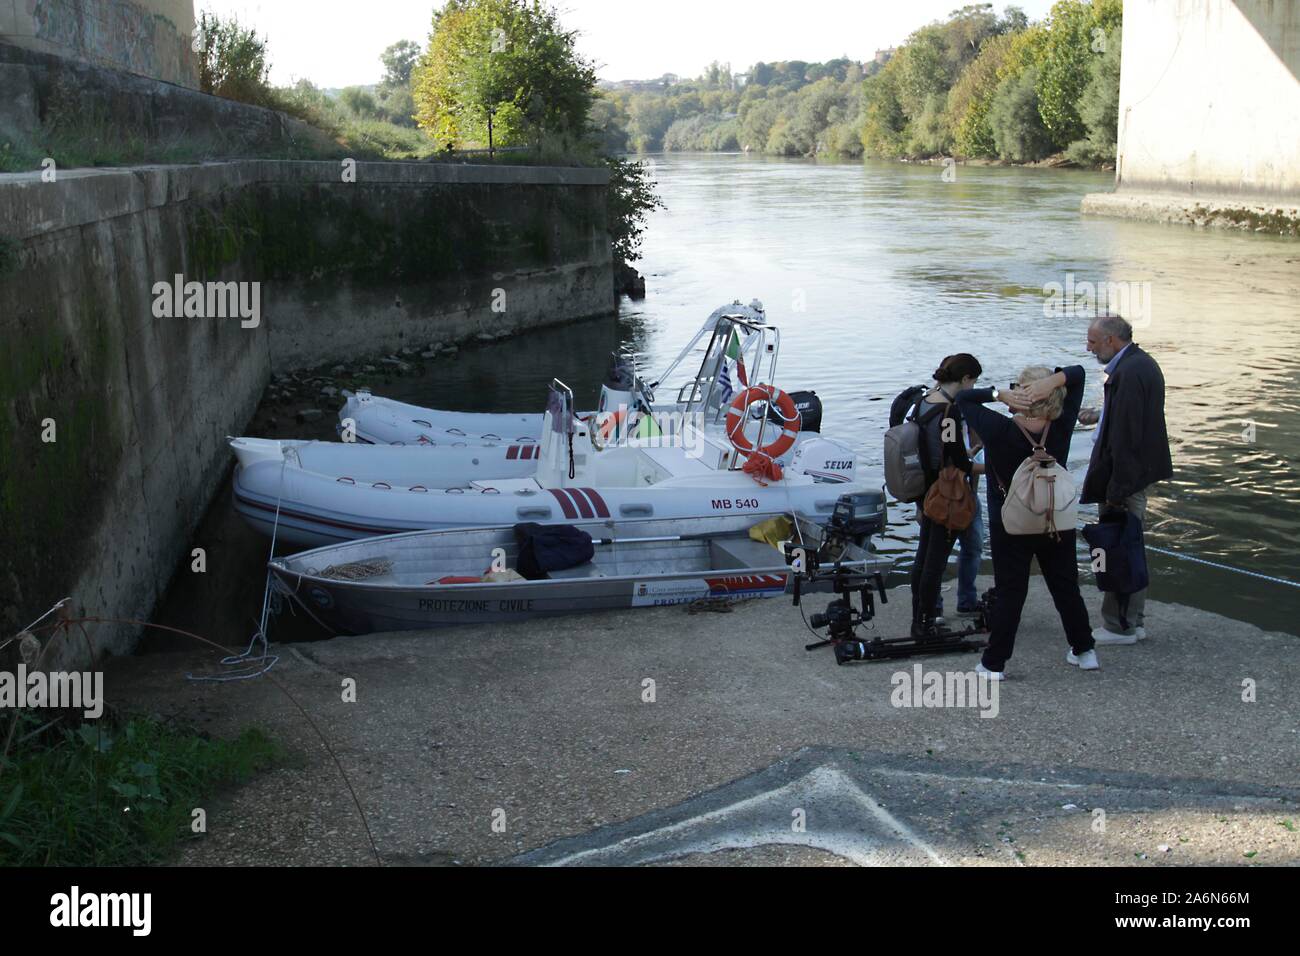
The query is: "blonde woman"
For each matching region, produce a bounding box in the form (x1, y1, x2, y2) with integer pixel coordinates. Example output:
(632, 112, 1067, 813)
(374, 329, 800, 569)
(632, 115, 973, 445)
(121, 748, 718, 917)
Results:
(955, 365, 1094, 679)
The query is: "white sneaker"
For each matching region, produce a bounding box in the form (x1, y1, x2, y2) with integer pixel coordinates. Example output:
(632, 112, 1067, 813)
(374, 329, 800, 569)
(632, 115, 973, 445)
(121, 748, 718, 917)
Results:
(1136, 626, 1147, 641)
(1067, 648, 1100, 670)
(1092, 626, 1137, 646)
(975, 662, 1006, 681)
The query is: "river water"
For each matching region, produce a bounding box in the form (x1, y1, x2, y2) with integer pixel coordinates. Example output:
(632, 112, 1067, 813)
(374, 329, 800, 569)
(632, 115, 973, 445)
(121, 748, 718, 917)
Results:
(357, 153, 1300, 635)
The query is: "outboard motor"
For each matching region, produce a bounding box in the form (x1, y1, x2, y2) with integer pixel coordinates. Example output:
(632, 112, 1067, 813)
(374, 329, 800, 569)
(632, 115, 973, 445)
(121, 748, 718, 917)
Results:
(790, 433, 858, 483)
(597, 352, 640, 443)
(768, 390, 822, 434)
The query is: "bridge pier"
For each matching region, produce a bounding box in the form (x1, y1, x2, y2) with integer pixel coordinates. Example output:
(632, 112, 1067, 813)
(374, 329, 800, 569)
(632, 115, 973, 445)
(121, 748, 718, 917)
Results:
(1083, 0, 1300, 235)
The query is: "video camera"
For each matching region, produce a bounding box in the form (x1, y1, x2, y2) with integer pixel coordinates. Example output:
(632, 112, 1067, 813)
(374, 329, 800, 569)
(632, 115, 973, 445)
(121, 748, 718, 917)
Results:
(787, 492, 991, 665)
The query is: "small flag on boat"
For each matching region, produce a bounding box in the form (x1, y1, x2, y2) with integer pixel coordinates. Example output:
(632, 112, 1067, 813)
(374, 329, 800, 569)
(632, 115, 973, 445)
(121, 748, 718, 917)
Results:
(724, 329, 748, 387)
(718, 360, 733, 403)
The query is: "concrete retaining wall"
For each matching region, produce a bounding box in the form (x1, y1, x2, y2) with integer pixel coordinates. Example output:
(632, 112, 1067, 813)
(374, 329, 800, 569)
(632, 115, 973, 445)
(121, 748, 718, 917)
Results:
(0, 0, 197, 88)
(0, 39, 336, 160)
(0, 160, 613, 667)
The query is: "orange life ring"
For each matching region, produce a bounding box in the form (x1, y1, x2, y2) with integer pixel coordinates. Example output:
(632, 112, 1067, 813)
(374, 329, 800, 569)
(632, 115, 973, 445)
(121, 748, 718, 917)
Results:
(725, 384, 801, 460)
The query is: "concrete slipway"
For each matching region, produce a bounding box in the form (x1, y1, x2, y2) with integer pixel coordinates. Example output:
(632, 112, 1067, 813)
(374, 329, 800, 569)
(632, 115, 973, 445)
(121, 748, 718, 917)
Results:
(104, 577, 1300, 867)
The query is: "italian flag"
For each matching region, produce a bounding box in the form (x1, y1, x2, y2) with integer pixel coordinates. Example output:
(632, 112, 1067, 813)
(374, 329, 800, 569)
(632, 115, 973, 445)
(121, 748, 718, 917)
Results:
(725, 330, 749, 387)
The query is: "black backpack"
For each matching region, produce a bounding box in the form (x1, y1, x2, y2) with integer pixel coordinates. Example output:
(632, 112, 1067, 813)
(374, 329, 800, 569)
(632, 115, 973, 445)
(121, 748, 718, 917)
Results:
(513, 523, 595, 580)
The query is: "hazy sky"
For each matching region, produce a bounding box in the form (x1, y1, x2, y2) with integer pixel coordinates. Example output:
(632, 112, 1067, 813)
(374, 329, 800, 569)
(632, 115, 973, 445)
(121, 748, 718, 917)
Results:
(201, 0, 1057, 89)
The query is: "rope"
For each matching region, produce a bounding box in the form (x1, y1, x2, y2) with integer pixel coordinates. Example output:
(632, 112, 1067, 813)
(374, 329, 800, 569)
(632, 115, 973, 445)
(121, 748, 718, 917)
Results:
(188, 460, 287, 682)
(1143, 545, 1300, 589)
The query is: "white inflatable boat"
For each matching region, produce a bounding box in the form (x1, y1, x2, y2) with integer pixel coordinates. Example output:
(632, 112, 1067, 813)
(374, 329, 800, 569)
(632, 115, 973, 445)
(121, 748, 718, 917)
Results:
(233, 379, 875, 548)
(339, 300, 777, 447)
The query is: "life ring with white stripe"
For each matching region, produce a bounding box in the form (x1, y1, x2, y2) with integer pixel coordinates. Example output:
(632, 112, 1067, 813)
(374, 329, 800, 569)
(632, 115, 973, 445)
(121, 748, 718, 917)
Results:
(725, 384, 800, 460)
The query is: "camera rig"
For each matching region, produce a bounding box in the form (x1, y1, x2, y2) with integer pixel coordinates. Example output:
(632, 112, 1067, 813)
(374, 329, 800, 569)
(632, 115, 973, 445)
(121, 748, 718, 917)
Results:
(789, 493, 990, 665)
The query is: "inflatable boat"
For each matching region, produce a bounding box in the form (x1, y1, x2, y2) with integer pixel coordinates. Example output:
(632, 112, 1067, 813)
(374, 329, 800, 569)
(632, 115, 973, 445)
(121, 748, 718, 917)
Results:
(339, 300, 784, 447)
(233, 379, 874, 548)
(268, 507, 893, 634)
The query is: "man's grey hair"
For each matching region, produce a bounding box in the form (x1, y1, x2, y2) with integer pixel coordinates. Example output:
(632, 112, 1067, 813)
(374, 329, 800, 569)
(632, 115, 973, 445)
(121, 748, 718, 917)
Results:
(1092, 314, 1133, 342)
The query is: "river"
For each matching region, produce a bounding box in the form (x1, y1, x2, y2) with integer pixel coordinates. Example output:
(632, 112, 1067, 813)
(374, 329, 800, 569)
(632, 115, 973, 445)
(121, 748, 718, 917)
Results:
(373, 152, 1300, 636)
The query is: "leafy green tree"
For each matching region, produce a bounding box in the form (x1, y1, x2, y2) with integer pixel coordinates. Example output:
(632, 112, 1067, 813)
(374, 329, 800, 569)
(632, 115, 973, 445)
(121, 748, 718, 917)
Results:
(989, 66, 1054, 161)
(949, 32, 1016, 157)
(1065, 24, 1121, 164)
(605, 158, 664, 263)
(412, 0, 596, 148)
(340, 87, 380, 119)
(380, 40, 422, 91)
(626, 93, 675, 151)
(859, 58, 908, 156)
(1035, 0, 1122, 147)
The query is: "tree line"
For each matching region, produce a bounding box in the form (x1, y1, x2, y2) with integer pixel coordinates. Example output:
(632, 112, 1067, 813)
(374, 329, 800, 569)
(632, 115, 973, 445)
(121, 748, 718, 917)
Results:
(594, 0, 1122, 166)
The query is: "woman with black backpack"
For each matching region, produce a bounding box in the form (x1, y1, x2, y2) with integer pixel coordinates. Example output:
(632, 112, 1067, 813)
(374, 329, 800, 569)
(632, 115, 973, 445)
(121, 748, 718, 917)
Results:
(955, 365, 1095, 679)
(907, 354, 980, 639)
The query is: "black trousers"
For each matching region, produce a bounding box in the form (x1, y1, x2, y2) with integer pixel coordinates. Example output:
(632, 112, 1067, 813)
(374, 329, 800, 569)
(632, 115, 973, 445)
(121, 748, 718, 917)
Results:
(911, 513, 956, 627)
(981, 522, 1094, 671)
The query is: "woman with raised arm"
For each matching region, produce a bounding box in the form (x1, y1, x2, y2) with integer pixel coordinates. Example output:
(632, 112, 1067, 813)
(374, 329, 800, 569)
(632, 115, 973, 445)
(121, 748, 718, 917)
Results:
(955, 365, 1095, 679)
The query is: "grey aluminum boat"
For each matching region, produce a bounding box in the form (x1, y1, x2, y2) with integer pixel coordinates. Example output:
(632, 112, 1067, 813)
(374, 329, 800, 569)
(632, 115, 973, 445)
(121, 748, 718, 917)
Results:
(269, 512, 892, 635)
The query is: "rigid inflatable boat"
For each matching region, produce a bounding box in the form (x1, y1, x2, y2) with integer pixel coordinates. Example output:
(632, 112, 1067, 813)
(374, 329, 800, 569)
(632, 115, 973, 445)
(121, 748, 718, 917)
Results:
(233, 379, 873, 548)
(339, 300, 784, 447)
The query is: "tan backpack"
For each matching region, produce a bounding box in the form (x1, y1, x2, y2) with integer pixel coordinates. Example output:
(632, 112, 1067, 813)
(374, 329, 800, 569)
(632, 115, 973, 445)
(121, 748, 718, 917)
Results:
(1000, 419, 1078, 537)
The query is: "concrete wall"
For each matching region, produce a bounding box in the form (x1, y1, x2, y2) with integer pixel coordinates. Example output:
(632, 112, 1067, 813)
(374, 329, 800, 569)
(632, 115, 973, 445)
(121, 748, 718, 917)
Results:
(1113, 0, 1300, 201)
(0, 0, 197, 88)
(0, 160, 612, 667)
(0, 39, 336, 160)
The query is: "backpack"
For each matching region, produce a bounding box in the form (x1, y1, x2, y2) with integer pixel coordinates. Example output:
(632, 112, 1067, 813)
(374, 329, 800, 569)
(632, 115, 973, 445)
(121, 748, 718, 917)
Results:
(883, 392, 945, 503)
(513, 522, 595, 580)
(998, 419, 1078, 537)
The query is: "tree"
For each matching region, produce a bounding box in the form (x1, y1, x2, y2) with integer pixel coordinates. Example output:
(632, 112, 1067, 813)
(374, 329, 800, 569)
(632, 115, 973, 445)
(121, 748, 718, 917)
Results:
(949, 31, 1017, 157)
(1035, 0, 1122, 147)
(340, 86, 380, 119)
(412, 0, 596, 148)
(380, 40, 421, 91)
(989, 66, 1054, 161)
(1065, 25, 1121, 164)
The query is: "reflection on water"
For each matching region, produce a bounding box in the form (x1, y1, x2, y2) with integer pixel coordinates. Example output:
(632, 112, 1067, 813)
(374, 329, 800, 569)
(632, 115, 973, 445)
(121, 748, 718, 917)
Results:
(385, 154, 1300, 635)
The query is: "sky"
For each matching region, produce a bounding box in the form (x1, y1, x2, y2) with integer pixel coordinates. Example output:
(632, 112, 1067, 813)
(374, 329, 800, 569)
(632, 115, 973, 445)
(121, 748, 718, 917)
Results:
(201, 0, 1058, 90)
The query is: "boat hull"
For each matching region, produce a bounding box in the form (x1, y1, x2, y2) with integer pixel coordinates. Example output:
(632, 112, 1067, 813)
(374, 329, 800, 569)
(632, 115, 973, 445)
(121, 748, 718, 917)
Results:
(269, 516, 892, 634)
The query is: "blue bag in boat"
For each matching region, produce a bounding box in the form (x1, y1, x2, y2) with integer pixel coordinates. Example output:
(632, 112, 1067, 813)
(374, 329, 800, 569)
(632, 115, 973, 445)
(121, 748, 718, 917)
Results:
(513, 523, 595, 580)
(1082, 510, 1150, 595)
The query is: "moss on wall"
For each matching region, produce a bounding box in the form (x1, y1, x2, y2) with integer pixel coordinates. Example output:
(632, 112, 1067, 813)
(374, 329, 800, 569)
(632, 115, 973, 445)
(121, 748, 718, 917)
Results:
(0, 290, 122, 622)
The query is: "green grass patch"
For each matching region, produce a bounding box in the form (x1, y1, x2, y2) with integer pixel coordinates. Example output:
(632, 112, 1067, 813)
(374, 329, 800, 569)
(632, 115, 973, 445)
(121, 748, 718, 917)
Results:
(0, 714, 278, 866)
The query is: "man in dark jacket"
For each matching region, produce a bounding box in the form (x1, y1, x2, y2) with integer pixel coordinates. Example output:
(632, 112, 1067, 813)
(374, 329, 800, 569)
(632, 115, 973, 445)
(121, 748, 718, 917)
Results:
(1081, 315, 1173, 644)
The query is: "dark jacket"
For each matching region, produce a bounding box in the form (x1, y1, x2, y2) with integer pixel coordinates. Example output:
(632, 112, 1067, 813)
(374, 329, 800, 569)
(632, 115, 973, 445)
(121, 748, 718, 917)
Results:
(1081, 344, 1172, 505)
(918, 394, 973, 484)
(956, 366, 1085, 526)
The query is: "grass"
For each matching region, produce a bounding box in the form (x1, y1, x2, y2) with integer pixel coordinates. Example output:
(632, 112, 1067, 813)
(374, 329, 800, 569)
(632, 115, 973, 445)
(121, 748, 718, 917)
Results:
(0, 713, 278, 866)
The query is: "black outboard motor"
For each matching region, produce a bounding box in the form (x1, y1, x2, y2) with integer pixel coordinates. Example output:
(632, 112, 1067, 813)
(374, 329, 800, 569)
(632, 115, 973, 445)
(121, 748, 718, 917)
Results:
(768, 390, 823, 433)
(604, 352, 637, 391)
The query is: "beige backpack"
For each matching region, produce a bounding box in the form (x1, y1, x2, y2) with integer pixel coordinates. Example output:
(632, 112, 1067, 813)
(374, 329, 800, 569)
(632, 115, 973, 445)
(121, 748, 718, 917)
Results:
(1000, 419, 1078, 537)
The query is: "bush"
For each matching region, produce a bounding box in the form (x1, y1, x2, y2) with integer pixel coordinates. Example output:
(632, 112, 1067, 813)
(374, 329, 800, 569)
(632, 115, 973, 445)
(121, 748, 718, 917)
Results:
(989, 66, 1055, 162)
(196, 12, 272, 107)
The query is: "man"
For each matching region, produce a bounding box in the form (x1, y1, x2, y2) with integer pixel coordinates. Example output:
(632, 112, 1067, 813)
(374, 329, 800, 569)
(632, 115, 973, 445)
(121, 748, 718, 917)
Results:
(1081, 315, 1173, 644)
